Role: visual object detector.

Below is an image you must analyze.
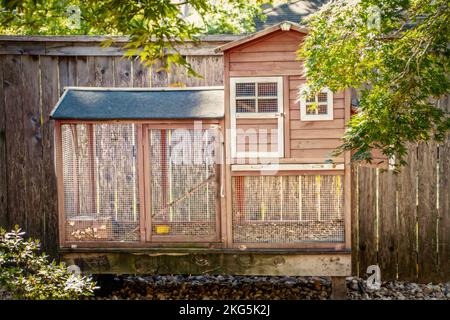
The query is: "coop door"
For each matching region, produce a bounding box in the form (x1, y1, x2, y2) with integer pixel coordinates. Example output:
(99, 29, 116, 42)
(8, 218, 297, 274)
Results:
(145, 126, 220, 241)
(230, 77, 284, 158)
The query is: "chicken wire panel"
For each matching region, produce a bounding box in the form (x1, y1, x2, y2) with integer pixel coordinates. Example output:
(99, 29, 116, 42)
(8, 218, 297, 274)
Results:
(257, 82, 277, 97)
(150, 128, 218, 238)
(61, 124, 140, 242)
(232, 175, 344, 243)
(236, 83, 256, 97)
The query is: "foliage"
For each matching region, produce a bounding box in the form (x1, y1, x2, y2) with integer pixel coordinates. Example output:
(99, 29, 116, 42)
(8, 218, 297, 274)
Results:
(298, 0, 450, 167)
(0, 226, 96, 300)
(0, 0, 268, 76)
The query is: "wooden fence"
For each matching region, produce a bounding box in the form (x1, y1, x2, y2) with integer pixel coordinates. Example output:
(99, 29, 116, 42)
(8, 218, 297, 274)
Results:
(352, 97, 450, 283)
(0, 38, 448, 282)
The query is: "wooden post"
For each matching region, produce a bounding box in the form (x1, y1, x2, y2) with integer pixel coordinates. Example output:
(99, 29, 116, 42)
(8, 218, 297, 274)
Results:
(161, 130, 168, 222)
(87, 124, 97, 214)
(330, 277, 347, 300)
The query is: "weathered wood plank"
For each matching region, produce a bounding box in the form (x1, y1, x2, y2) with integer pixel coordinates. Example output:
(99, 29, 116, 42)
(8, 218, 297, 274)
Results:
(378, 169, 398, 281)
(40, 56, 60, 257)
(58, 56, 77, 94)
(76, 56, 95, 86)
(351, 165, 359, 276)
(229, 51, 298, 62)
(204, 56, 223, 86)
(3, 56, 26, 231)
(230, 61, 302, 72)
(291, 139, 341, 150)
(21, 55, 43, 240)
(149, 59, 168, 87)
(113, 57, 132, 87)
(290, 129, 345, 140)
(186, 56, 206, 87)
(132, 59, 151, 87)
(229, 70, 302, 77)
(235, 41, 302, 53)
(438, 96, 450, 280)
(168, 61, 188, 87)
(358, 166, 378, 277)
(290, 119, 345, 130)
(94, 56, 114, 87)
(62, 252, 351, 276)
(397, 144, 418, 281)
(0, 56, 7, 228)
(417, 142, 439, 282)
(290, 148, 340, 159)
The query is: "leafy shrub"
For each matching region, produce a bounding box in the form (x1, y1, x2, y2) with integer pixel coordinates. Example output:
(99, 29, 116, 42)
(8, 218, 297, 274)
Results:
(0, 226, 97, 300)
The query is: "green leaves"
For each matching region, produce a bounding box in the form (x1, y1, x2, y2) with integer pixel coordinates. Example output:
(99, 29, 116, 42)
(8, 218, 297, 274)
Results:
(0, 226, 96, 300)
(300, 0, 450, 168)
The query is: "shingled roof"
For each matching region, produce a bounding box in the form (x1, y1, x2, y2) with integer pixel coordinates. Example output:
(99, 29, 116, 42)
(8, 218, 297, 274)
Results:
(50, 87, 224, 120)
(255, 0, 329, 31)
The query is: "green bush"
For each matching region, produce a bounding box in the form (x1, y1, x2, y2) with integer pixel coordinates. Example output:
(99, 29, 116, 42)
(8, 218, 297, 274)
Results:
(0, 226, 97, 300)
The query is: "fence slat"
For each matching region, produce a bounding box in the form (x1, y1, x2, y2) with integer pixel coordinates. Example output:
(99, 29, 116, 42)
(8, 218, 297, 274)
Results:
(94, 56, 114, 87)
(187, 56, 206, 87)
(0, 57, 7, 228)
(378, 169, 398, 280)
(113, 57, 132, 87)
(21, 55, 43, 240)
(358, 166, 378, 277)
(168, 61, 188, 87)
(40, 56, 59, 257)
(133, 59, 151, 87)
(397, 143, 418, 281)
(351, 165, 359, 276)
(417, 142, 439, 282)
(76, 56, 95, 86)
(439, 96, 450, 280)
(58, 56, 77, 94)
(204, 56, 224, 86)
(3, 55, 26, 230)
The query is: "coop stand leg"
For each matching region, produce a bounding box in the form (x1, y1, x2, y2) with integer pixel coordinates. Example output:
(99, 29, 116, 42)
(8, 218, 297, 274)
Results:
(330, 277, 347, 300)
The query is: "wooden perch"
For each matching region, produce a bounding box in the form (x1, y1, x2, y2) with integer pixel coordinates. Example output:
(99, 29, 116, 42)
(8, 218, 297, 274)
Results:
(154, 174, 216, 217)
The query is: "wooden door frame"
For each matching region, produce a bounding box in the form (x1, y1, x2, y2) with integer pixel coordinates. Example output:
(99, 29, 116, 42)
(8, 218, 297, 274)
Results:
(142, 122, 223, 243)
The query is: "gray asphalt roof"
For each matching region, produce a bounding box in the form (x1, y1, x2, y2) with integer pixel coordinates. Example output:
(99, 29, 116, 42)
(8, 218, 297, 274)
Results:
(50, 87, 225, 120)
(255, 0, 329, 31)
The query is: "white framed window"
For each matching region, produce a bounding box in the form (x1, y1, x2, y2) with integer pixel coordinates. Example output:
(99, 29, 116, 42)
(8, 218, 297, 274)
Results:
(230, 77, 284, 158)
(299, 86, 334, 121)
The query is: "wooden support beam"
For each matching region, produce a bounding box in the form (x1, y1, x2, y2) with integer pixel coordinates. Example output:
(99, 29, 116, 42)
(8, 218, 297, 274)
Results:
(61, 251, 352, 276)
(330, 277, 347, 300)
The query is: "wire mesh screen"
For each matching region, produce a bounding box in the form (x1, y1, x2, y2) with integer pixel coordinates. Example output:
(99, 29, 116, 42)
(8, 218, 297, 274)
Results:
(232, 175, 344, 243)
(61, 124, 140, 242)
(150, 128, 218, 238)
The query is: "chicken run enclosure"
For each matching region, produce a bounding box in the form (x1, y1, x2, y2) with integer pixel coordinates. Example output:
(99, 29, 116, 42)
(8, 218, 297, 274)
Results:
(48, 22, 354, 282)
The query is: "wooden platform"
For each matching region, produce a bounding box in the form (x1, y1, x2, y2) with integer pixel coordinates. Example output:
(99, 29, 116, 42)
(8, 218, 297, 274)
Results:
(61, 248, 351, 276)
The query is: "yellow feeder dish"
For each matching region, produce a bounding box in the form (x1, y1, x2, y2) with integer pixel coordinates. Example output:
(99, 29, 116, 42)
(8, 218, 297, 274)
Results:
(155, 225, 170, 235)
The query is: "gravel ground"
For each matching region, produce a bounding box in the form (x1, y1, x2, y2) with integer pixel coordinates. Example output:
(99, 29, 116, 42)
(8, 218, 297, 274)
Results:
(91, 275, 450, 300)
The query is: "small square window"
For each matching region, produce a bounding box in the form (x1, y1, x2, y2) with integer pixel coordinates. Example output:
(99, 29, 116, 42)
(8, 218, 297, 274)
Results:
(236, 99, 256, 112)
(299, 87, 334, 121)
(318, 92, 328, 103)
(236, 83, 255, 97)
(258, 99, 278, 112)
(258, 82, 277, 97)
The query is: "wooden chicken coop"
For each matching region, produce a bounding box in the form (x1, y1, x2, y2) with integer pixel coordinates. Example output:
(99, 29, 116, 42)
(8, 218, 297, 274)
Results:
(52, 22, 352, 290)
